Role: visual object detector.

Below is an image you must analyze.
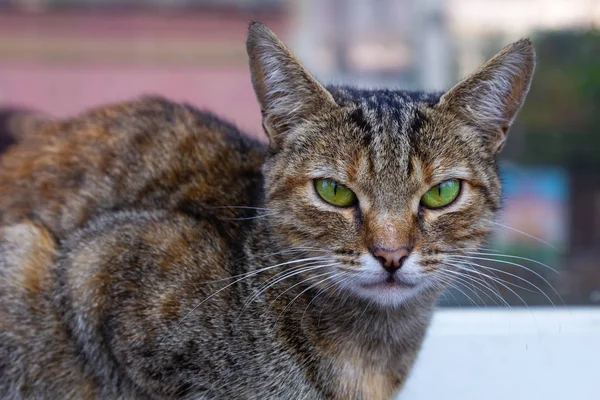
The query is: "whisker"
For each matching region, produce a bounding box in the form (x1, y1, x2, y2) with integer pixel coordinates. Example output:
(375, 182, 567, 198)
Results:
(220, 213, 279, 221)
(447, 262, 533, 309)
(207, 206, 276, 211)
(464, 251, 559, 274)
(436, 268, 508, 307)
(176, 257, 332, 326)
(457, 246, 502, 253)
(447, 261, 540, 295)
(267, 267, 341, 309)
(249, 259, 334, 296)
(448, 258, 542, 294)
(444, 263, 516, 307)
(275, 273, 342, 324)
(432, 272, 482, 308)
(451, 267, 510, 307)
(200, 255, 330, 284)
(238, 269, 339, 323)
(224, 245, 333, 270)
(236, 263, 341, 320)
(437, 278, 464, 307)
(450, 255, 563, 305)
(485, 219, 559, 252)
(318, 274, 354, 326)
(434, 270, 497, 307)
(354, 297, 376, 333)
(300, 272, 348, 325)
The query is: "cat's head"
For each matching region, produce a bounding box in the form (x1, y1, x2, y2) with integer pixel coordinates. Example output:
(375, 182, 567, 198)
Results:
(247, 22, 535, 306)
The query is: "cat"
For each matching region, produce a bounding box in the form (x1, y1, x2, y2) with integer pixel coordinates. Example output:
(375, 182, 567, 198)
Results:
(0, 22, 535, 400)
(0, 108, 45, 154)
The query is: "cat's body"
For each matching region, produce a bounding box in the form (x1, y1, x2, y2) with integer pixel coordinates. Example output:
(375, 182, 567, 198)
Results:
(0, 23, 535, 399)
(0, 96, 431, 399)
(0, 95, 433, 400)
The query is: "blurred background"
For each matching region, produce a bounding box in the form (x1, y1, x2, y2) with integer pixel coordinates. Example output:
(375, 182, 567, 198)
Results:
(0, 0, 598, 309)
(1, 2, 599, 399)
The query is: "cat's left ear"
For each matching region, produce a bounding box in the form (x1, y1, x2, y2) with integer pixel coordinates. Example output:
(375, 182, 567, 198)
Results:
(246, 22, 338, 150)
(438, 39, 535, 153)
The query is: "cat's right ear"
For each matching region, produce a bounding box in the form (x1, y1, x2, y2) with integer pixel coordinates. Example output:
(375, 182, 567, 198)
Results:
(247, 22, 337, 150)
(437, 39, 535, 153)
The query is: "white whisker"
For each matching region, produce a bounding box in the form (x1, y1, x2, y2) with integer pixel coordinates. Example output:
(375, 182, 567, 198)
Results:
(221, 213, 279, 221)
(437, 267, 509, 307)
(464, 251, 559, 274)
(176, 257, 331, 327)
(200, 256, 329, 284)
(301, 273, 349, 325)
(485, 219, 559, 251)
(236, 262, 341, 320)
(208, 206, 276, 211)
(448, 262, 533, 309)
(318, 274, 355, 326)
(448, 261, 539, 295)
(275, 273, 342, 324)
(433, 272, 482, 308)
(451, 255, 563, 305)
(434, 270, 496, 307)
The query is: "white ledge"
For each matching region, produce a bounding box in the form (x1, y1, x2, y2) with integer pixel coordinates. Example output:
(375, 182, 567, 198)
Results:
(399, 307, 600, 400)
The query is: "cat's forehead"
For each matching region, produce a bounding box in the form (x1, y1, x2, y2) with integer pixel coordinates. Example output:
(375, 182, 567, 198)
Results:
(328, 87, 443, 153)
(326, 87, 448, 178)
(328, 86, 442, 110)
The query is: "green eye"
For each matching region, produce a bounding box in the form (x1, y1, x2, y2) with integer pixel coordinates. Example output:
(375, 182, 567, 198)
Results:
(421, 179, 461, 209)
(314, 179, 357, 207)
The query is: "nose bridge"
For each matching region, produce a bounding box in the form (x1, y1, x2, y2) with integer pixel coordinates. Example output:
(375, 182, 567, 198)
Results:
(366, 212, 412, 250)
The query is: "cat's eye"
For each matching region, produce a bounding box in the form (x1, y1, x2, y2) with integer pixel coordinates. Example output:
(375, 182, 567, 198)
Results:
(421, 179, 461, 209)
(314, 179, 357, 207)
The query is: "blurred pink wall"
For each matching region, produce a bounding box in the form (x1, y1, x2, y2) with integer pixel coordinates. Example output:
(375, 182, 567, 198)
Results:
(0, 9, 288, 140)
(0, 64, 265, 139)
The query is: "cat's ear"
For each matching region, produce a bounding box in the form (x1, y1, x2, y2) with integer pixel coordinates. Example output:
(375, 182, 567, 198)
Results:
(438, 39, 535, 153)
(247, 22, 337, 149)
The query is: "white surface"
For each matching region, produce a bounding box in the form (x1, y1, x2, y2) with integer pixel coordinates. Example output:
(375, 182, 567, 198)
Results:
(399, 307, 600, 400)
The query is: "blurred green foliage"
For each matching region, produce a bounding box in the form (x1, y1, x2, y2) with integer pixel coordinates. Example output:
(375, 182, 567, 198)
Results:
(506, 30, 600, 169)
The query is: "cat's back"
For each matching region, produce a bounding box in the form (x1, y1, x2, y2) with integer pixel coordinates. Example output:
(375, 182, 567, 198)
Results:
(0, 96, 266, 238)
(0, 97, 268, 398)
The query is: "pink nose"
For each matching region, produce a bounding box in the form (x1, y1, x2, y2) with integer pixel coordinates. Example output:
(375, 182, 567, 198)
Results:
(371, 247, 411, 273)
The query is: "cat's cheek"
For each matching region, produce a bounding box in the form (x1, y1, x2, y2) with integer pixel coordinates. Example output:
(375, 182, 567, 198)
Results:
(400, 253, 425, 276)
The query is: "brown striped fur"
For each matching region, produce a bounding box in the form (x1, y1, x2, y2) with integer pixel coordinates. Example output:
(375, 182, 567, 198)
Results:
(0, 23, 535, 399)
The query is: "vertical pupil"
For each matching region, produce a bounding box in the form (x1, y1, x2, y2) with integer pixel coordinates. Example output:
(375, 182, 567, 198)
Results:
(437, 184, 442, 197)
(333, 181, 338, 196)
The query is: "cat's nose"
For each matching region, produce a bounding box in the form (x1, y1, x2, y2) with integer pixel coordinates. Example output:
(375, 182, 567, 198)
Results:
(371, 247, 411, 273)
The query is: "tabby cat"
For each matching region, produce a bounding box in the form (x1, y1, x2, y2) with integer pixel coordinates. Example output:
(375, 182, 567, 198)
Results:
(0, 23, 535, 399)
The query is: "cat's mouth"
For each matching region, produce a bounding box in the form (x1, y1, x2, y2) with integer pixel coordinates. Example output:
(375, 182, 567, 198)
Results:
(337, 253, 428, 305)
(358, 273, 419, 290)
